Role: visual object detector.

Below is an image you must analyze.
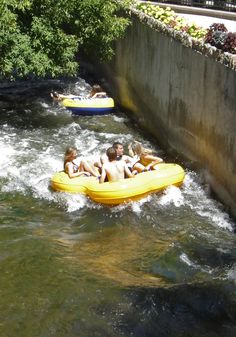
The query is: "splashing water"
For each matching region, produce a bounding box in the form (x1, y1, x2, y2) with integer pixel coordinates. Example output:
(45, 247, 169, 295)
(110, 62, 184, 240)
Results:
(0, 78, 235, 337)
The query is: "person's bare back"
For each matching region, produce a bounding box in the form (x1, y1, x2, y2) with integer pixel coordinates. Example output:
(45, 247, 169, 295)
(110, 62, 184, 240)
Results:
(100, 147, 134, 183)
(102, 161, 126, 182)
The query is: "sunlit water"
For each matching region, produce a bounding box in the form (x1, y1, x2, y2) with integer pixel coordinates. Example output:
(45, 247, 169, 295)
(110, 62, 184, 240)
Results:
(0, 78, 235, 337)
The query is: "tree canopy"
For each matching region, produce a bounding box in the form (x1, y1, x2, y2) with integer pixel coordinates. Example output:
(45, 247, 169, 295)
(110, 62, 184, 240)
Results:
(0, 0, 132, 80)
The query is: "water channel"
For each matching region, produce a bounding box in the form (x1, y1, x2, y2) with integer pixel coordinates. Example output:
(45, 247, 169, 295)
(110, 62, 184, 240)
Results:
(0, 77, 236, 337)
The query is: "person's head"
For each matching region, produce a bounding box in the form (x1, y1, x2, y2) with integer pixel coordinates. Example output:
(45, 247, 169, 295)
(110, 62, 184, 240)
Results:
(112, 142, 124, 157)
(130, 142, 143, 156)
(130, 141, 152, 156)
(91, 84, 103, 95)
(64, 147, 78, 164)
(106, 147, 117, 162)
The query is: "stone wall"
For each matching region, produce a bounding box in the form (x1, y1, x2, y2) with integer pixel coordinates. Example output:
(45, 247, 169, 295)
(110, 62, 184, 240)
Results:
(99, 14, 236, 217)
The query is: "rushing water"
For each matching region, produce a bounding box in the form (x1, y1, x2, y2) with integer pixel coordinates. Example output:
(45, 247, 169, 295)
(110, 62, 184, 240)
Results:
(0, 78, 235, 337)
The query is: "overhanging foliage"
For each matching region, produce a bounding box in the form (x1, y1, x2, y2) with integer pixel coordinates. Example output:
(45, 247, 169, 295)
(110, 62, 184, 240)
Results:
(0, 0, 132, 80)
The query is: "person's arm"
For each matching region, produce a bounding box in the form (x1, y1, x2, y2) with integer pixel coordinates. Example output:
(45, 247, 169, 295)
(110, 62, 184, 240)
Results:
(123, 154, 134, 164)
(124, 164, 135, 178)
(65, 163, 90, 178)
(91, 92, 107, 98)
(99, 166, 107, 183)
(94, 159, 102, 171)
(144, 154, 163, 170)
(100, 153, 108, 165)
(128, 143, 134, 157)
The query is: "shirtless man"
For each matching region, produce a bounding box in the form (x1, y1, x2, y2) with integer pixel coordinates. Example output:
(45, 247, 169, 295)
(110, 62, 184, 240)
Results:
(100, 147, 135, 183)
(100, 142, 133, 166)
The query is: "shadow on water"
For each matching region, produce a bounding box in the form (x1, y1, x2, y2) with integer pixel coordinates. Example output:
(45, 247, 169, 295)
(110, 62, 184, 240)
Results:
(110, 282, 236, 337)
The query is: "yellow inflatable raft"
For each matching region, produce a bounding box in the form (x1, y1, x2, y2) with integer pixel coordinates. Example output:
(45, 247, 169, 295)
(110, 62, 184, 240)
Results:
(61, 97, 115, 115)
(51, 163, 185, 205)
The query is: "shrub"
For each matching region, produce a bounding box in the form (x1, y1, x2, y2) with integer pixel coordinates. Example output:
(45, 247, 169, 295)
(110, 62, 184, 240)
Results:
(136, 3, 207, 40)
(205, 23, 236, 54)
(136, 4, 236, 54)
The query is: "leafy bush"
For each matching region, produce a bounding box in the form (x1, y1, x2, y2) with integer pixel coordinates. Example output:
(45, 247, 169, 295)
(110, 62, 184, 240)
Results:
(136, 4, 236, 54)
(136, 3, 207, 40)
(206, 23, 228, 33)
(205, 23, 236, 54)
(222, 32, 236, 53)
(0, 0, 131, 80)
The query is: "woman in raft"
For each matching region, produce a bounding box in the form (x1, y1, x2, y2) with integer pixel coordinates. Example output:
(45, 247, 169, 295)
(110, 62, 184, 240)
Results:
(128, 141, 163, 173)
(64, 147, 100, 178)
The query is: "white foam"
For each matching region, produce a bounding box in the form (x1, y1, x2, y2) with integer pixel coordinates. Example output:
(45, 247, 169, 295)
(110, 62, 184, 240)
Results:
(65, 194, 88, 212)
(112, 115, 127, 123)
(0, 144, 16, 171)
(180, 253, 194, 267)
(180, 252, 213, 274)
(227, 264, 236, 282)
(40, 102, 49, 108)
(109, 195, 152, 214)
(182, 172, 234, 231)
(131, 195, 152, 213)
(158, 185, 184, 207)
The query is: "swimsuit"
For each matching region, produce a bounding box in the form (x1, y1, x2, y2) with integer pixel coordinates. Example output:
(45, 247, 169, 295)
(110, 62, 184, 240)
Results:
(129, 155, 140, 168)
(71, 161, 79, 173)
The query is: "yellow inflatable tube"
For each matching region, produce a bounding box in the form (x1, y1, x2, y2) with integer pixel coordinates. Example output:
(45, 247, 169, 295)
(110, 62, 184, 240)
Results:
(61, 97, 115, 115)
(51, 163, 185, 205)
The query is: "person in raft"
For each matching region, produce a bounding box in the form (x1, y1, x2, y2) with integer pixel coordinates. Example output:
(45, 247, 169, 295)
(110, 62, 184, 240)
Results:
(99, 147, 135, 183)
(50, 84, 107, 102)
(88, 84, 107, 99)
(64, 147, 99, 178)
(50, 91, 79, 101)
(95, 141, 136, 176)
(99, 142, 133, 167)
(128, 141, 163, 173)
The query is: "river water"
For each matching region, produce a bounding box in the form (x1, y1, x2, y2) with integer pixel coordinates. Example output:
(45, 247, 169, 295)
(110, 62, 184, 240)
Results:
(0, 78, 235, 337)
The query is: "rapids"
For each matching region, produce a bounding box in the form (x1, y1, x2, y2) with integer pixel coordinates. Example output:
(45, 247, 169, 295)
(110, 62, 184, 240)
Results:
(0, 77, 235, 337)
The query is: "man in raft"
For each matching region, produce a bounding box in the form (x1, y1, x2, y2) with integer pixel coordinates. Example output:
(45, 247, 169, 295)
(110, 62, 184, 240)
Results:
(99, 147, 135, 183)
(100, 142, 133, 166)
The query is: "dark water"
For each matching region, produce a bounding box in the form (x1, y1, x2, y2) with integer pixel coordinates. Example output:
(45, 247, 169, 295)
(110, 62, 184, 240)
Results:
(0, 78, 235, 337)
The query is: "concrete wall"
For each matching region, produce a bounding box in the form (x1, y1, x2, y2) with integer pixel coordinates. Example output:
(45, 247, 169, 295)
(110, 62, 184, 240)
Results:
(100, 16, 236, 217)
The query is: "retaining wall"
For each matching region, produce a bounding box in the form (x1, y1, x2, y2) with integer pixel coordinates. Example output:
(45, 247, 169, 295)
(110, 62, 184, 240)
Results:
(99, 13, 236, 217)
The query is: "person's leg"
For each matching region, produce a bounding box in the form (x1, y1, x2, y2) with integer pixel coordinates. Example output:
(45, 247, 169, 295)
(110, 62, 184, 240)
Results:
(80, 160, 100, 177)
(94, 160, 102, 174)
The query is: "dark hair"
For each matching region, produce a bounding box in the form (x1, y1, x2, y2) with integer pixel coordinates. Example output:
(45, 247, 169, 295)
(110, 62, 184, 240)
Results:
(112, 142, 123, 150)
(106, 147, 117, 161)
(91, 84, 103, 95)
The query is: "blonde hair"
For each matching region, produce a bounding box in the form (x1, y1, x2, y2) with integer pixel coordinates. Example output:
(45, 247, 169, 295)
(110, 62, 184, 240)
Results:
(129, 141, 152, 157)
(64, 147, 77, 169)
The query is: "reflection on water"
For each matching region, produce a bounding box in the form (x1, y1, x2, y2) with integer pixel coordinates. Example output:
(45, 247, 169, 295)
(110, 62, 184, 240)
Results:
(55, 226, 170, 287)
(0, 78, 235, 337)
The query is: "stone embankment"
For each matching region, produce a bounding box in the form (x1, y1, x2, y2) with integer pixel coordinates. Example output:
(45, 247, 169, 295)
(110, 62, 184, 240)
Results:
(97, 3, 236, 218)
